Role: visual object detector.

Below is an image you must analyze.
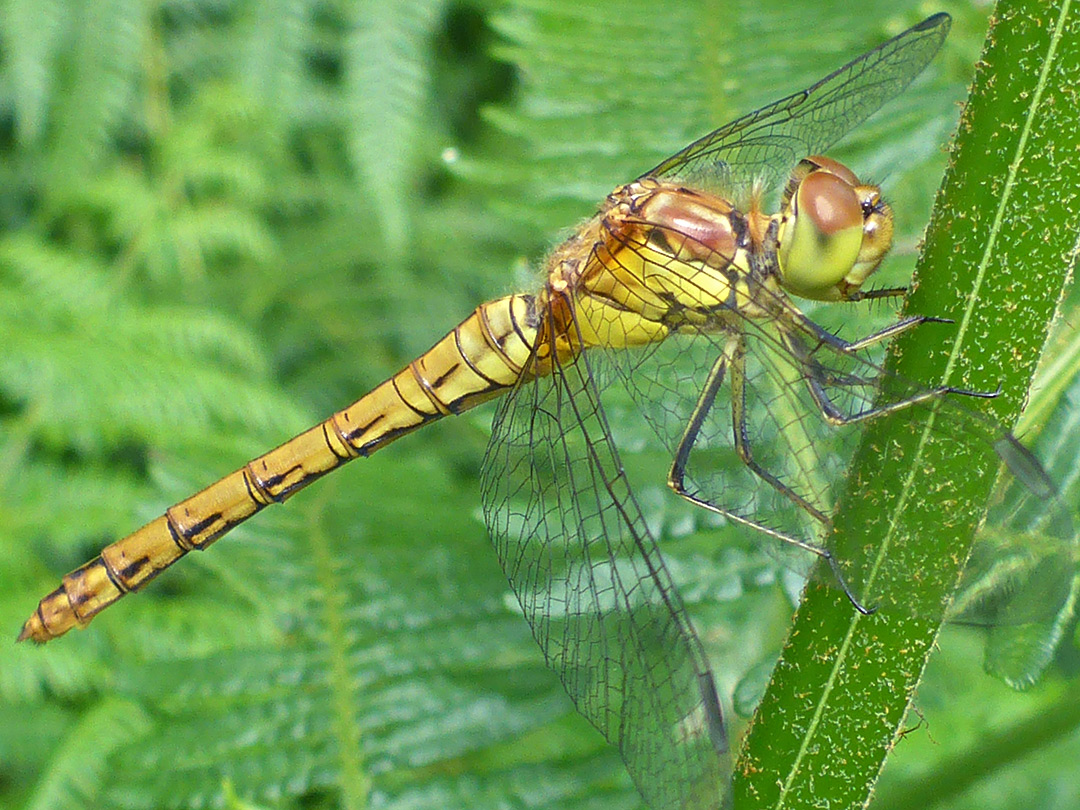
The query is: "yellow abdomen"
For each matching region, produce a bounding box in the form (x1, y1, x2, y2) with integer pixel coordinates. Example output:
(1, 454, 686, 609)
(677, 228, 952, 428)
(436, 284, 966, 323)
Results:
(20, 295, 537, 643)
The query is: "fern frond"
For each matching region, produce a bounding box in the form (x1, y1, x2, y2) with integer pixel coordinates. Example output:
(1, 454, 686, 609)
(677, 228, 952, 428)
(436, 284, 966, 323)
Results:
(234, 0, 308, 116)
(2, 0, 65, 145)
(43, 0, 147, 176)
(79, 463, 627, 809)
(22, 698, 152, 810)
(471, 0, 962, 247)
(345, 0, 449, 258)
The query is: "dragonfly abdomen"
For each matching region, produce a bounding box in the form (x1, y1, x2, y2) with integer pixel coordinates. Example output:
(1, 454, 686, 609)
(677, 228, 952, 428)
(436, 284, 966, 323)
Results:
(20, 294, 538, 643)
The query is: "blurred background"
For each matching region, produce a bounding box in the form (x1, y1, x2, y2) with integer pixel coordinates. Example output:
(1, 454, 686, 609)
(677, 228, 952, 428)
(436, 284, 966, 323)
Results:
(1, 0, 1078, 808)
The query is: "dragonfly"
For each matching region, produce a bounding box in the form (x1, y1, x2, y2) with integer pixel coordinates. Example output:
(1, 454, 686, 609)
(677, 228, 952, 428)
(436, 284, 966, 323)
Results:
(20, 11, 1064, 809)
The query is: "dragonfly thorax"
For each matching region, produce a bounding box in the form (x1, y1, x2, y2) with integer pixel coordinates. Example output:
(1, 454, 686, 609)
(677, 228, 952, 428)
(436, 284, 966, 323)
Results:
(560, 178, 808, 353)
(776, 156, 894, 301)
(565, 180, 781, 347)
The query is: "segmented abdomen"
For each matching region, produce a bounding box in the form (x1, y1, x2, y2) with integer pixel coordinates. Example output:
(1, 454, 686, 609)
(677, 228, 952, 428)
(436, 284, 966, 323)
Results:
(20, 295, 538, 643)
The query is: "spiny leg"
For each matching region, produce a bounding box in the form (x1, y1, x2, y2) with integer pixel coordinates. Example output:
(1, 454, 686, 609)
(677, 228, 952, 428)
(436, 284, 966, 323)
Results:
(728, 334, 831, 526)
(843, 286, 908, 303)
(840, 315, 952, 353)
(666, 340, 733, 497)
(778, 329, 1000, 427)
(666, 335, 872, 614)
(666, 311, 991, 613)
(761, 281, 943, 352)
(789, 316, 1051, 498)
(788, 306, 952, 354)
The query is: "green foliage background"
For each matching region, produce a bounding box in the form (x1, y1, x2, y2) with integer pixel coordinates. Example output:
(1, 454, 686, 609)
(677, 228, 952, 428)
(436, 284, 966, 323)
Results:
(1, 1, 1078, 809)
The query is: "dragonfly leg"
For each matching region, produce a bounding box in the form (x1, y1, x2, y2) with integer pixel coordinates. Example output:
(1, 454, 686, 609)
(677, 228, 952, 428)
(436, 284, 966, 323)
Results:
(729, 337, 832, 525)
(774, 327, 1001, 426)
(803, 365, 949, 426)
(840, 315, 952, 353)
(843, 286, 908, 303)
(775, 287, 948, 351)
(665, 337, 872, 614)
(668, 474, 874, 615)
(666, 333, 830, 527)
(791, 308, 950, 353)
(802, 360, 997, 427)
(667, 339, 733, 492)
(797, 313, 1005, 401)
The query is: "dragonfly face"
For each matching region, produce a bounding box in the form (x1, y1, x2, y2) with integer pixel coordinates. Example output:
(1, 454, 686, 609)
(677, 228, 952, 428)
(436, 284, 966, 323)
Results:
(777, 156, 895, 301)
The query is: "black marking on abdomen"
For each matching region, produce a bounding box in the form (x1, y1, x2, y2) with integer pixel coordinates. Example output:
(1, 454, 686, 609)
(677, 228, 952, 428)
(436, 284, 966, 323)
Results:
(101, 558, 132, 593)
(444, 379, 504, 414)
(257, 465, 304, 501)
(358, 424, 412, 456)
(166, 514, 188, 552)
(184, 511, 226, 543)
(66, 572, 94, 608)
(242, 467, 268, 506)
(344, 411, 385, 443)
(323, 420, 356, 461)
(479, 302, 525, 375)
(391, 377, 429, 418)
(430, 361, 460, 388)
(454, 327, 500, 385)
(274, 477, 311, 501)
(116, 555, 153, 586)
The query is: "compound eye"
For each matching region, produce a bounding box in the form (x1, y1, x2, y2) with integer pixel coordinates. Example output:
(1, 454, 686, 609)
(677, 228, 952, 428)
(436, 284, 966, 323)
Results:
(800, 170, 862, 237)
(803, 155, 861, 188)
(778, 169, 864, 300)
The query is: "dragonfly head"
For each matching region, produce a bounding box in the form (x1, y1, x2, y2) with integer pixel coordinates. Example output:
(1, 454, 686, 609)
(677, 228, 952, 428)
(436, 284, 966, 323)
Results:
(776, 156, 894, 301)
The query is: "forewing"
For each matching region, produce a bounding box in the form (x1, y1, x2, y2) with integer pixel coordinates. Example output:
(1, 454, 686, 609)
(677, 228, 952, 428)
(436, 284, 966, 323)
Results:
(481, 336, 728, 810)
(643, 13, 951, 197)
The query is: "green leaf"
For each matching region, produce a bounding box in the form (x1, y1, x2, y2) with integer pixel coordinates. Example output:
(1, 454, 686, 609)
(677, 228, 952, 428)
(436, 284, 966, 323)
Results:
(734, 1, 1080, 806)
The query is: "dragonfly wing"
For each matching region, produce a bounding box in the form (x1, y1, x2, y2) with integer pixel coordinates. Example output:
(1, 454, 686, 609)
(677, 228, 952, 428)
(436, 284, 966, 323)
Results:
(601, 323, 856, 570)
(643, 13, 951, 196)
(954, 530, 1079, 689)
(481, 336, 728, 810)
(953, 446, 1080, 688)
(594, 212, 1076, 634)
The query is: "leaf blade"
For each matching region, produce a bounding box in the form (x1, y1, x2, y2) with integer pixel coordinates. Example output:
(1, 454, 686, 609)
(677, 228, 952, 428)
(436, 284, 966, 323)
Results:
(734, 0, 1080, 806)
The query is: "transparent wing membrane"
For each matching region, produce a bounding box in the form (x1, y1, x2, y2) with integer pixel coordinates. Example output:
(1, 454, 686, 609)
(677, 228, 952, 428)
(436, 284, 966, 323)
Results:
(953, 419, 1080, 688)
(481, 331, 728, 810)
(645, 13, 952, 197)
(591, 211, 1076, 616)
